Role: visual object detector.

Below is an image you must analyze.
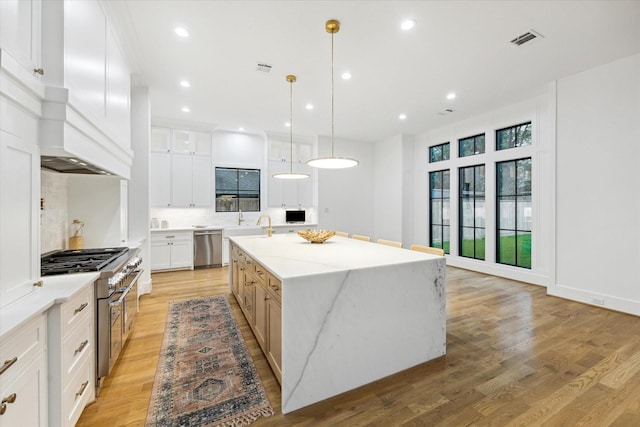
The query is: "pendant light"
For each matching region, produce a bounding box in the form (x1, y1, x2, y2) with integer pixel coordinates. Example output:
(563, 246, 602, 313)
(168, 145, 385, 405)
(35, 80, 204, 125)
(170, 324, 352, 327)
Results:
(273, 74, 310, 180)
(307, 19, 358, 169)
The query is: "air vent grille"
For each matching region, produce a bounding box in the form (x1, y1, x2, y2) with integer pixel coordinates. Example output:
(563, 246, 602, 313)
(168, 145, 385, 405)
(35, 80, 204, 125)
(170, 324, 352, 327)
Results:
(510, 30, 543, 46)
(437, 109, 454, 116)
(256, 62, 273, 73)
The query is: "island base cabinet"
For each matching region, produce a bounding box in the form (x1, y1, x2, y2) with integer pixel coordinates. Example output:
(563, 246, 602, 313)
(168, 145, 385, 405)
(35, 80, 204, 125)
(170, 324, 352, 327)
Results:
(230, 244, 282, 384)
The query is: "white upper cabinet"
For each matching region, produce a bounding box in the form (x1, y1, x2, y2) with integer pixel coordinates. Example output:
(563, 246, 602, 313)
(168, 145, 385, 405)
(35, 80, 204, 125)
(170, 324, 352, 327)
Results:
(0, 0, 42, 77)
(267, 133, 315, 208)
(150, 127, 212, 207)
(0, 132, 40, 308)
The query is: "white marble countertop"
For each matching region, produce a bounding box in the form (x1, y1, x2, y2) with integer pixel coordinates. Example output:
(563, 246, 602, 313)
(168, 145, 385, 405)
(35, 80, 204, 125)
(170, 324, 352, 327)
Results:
(152, 223, 318, 233)
(0, 272, 98, 340)
(229, 233, 439, 280)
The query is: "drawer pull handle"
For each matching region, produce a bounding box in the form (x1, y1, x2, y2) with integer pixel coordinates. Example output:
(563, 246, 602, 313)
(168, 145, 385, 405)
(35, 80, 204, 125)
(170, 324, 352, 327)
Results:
(1, 394, 16, 404)
(165, 235, 175, 239)
(0, 403, 5, 415)
(75, 340, 89, 355)
(0, 357, 17, 376)
(33, 280, 43, 287)
(75, 381, 89, 399)
(256, 270, 264, 275)
(74, 302, 89, 315)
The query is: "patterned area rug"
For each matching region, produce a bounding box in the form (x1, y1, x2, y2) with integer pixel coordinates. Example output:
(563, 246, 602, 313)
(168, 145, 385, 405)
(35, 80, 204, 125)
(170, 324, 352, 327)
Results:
(146, 296, 274, 426)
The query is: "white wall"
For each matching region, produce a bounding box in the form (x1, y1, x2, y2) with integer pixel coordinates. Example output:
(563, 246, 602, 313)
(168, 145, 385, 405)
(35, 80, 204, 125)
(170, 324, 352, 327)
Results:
(373, 134, 403, 243)
(551, 53, 640, 314)
(317, 136, 374, 236)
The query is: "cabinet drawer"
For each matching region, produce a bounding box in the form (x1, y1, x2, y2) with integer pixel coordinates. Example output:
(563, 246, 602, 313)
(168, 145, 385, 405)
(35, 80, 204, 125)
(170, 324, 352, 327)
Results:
(60, 286, 93, 334)
(0, 315, 45, 381)
(63, 358, 94, 427)
(254, 262, 267, 285)
(151, 231, 192, 243)
(61, 319, 93, 386)
(0, 351, 46, 427)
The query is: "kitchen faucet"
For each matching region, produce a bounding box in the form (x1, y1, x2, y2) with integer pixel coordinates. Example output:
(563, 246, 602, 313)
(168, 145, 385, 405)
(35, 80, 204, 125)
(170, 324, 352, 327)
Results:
(256, 214, 272, 237)
(238, 209, 243, 226)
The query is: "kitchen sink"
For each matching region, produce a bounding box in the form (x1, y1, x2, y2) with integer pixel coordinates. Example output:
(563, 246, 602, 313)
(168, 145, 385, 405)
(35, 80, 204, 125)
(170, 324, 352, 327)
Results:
(223, 225, 266, 238)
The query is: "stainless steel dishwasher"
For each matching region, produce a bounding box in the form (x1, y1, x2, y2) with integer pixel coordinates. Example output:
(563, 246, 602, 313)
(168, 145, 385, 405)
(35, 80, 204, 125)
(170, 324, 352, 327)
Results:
(193, 229, 222, 268)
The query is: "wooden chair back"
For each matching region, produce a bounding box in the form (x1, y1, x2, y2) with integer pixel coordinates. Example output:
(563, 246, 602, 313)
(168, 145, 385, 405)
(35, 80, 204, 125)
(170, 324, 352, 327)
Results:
(377, 239, 402, 248)
(351, 234, 371, 242)
(410, 244, 445, 256)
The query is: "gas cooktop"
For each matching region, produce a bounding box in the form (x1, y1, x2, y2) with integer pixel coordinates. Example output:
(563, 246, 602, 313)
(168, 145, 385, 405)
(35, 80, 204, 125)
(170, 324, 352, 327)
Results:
(41, 247, 129, 275)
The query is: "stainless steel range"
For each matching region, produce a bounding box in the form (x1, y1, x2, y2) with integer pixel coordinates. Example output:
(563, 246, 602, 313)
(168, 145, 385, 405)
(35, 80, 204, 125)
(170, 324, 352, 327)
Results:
(41, 246, 143, 393)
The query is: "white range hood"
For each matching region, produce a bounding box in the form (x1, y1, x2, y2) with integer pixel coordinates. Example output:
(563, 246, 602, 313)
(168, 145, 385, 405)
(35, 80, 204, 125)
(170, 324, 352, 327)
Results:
(39, 86, 133, 179)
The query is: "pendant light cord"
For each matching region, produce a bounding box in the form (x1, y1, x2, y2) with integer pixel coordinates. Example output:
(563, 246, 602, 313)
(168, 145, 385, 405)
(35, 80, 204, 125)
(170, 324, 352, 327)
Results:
(289, 78, 294, 173)
(331, 31, 335, 157)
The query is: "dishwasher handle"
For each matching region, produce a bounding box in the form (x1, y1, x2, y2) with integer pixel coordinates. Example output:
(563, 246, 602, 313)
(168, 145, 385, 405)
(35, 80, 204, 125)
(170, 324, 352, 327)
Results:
(194, 231, 222, 235)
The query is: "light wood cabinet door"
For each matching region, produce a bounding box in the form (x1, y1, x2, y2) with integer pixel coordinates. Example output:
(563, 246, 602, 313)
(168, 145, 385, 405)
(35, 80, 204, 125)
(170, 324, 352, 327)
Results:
(253, 282, 268, 352)
(267, 297, 282, 383)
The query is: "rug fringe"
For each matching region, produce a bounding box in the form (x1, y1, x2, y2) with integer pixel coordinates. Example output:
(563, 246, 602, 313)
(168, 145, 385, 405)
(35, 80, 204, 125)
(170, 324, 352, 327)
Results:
(219, 406, 275, 426)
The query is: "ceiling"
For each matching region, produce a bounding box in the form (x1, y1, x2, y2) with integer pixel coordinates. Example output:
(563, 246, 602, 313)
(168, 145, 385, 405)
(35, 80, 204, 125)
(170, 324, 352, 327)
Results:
(105, 0, 640, 142)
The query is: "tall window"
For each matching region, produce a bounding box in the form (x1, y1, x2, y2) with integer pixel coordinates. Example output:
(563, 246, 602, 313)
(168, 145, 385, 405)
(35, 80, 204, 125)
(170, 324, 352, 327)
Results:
(496, 122, 532, 150)
(459, 134, 485, 157)
(429, 143, 450, 163)
(459, 165, 485, 260)
(497, 158, 532, 268)
(429, 170, 450, 253)
(215, 168, 260, 212)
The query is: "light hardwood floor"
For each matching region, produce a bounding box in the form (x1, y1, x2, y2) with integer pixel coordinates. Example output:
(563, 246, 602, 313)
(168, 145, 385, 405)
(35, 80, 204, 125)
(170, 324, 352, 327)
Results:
(77, 266, 640, 426)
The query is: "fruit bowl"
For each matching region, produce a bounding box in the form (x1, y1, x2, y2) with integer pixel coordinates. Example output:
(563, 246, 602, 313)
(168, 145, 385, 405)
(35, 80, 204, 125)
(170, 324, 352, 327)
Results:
(297, 229, 336, 244)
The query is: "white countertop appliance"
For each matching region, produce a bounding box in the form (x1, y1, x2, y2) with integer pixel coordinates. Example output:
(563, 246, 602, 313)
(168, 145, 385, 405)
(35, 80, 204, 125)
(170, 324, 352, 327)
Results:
(40, 247, 143, 394)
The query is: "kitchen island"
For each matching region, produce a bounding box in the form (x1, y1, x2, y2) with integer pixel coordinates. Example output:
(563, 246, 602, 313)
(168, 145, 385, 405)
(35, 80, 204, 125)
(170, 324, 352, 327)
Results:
(229, 234, 446, 414)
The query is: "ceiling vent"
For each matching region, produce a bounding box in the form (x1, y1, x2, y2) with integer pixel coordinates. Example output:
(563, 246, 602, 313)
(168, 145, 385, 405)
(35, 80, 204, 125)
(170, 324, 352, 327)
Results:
(437, 109, 454, 116)
(256, 62, 273, 73)
(510, 30, 543, 46)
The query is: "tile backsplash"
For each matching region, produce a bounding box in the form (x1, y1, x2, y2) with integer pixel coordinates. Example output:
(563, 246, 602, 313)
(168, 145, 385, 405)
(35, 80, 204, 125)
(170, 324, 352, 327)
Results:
(41, 170, 68, 253)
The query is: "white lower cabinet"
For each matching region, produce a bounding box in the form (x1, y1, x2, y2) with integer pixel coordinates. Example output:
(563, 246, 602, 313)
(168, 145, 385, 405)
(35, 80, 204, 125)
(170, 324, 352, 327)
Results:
(0, 314, 48, 427)
(150, 231, 193, 271)
(47, 285, 95, 427)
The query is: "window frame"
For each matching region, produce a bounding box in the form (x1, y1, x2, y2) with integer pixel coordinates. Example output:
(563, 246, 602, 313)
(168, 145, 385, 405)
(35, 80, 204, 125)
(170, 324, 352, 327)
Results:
(429, 142, 450, 163)
(215, 167, 261, 212)
(496, 122, 532, 151)
(429, 169, 450, 254)
(496, 157, 532, 269)
(458, 133, 485, 158)
(458, 164, 486, 260)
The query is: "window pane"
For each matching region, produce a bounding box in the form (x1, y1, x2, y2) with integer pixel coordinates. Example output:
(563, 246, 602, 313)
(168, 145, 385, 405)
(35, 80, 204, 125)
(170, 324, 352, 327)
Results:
(517, 158, 532, 195)
(498, 196, 516, 229)
(430, 171, 442, 197)
(475, 228, 486, 260)
(215, 168, 237, 191)
(459, 138, 475, 157)
(443, 226, 450, 254)
(460, 168, 474, 195)
(475, 134, 485, 154)
(216, 196, 237, 212)
(516, 123, 532, 147)
(475, 165, 485, 196)
(517, 195, 532, 231)
(497, 161, 516, 196)
(475, 198, 486, 228)
(430, 146, 442, 163)
(497, 122, 531, 150)
(442, 170, 450, 192)
(239, 169, 260, 191)
(431, 226, 442, 248)
(517, 231, 532, 268)
(460, 227, 475, 257)
(498, 230, 516, 265)
(442, 144, 450, 160)
(431, 200, 443, 224)
(461, 199, 475, 226)
(442, 199, 450, 225)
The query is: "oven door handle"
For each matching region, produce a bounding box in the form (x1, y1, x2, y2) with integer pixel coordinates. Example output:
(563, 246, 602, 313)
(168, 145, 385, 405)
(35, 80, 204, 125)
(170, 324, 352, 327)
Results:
(118, 269, 143, 293)
(109, 290, 126, 306)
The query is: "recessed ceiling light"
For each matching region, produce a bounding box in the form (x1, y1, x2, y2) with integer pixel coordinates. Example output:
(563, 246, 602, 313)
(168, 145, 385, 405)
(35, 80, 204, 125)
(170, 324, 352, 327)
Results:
(399, 113, 407, 120)
(180, 80, 191, 88)
(181, 106, 190, 113)
(285, 122, 291, 128)
(341, 72, 352, 80)
(305, 103, 314, 110)
(174, 27, 190, 37)
(400, 19, 416, 31)
(447, 92, 456, 100)
(239, 127, 245, 132)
